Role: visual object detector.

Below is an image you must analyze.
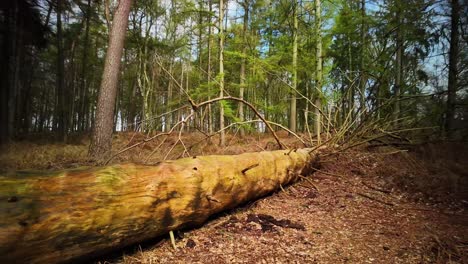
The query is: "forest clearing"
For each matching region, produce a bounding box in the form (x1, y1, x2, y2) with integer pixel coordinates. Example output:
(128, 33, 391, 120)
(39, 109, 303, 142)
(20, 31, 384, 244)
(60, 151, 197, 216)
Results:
(1, 0, 467, 263)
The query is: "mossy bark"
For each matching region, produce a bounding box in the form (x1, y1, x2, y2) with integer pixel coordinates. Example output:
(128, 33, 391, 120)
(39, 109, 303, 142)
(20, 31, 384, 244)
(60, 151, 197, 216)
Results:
(0, 149, 316, 263)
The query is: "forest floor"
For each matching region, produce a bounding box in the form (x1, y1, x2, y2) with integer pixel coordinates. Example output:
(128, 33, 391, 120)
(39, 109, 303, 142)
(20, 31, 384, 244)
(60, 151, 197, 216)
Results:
(1, 133, 467, 263)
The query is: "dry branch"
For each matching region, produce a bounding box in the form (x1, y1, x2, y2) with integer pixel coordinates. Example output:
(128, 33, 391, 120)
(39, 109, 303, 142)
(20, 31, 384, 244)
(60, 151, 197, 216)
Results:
(189, 96, 286, 149)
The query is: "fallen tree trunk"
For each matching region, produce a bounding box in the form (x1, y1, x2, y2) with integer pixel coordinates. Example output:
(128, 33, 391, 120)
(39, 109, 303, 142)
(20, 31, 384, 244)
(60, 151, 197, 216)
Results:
(0, 149, 316, 263)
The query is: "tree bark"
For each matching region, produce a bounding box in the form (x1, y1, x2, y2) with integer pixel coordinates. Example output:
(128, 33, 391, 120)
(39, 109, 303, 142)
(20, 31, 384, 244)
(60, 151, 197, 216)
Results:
(445, 0, 459, 137)
(0, 149, 316, 264)
(394, 0, 403, 124)
(239, 0, 249, 137)
(207, 0, 213, 135)
(218, 0, 226, 147)
(315, 0, 323, 144)
(359, 0, 367, 113)
(78, 0, 92, 132)
(89, 0, 133, 159)
(289, 1, 298, 133)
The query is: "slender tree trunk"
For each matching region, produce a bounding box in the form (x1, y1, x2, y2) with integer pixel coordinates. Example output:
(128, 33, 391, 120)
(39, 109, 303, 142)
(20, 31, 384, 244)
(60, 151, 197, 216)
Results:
(218, 0, 226, 147)
(37, 84, 47, 132)
(0, 4, 11, 143)
(394, 0, 403, 124)
(445, 0, 459, 137)
(347, 35, 354, 119)
(56, 0, 66, 141)
(8, 2, 20, 141)
(166, 61, 174, 131)
(198, 0, 203, 69)
(78, 0, 92, 132)
(315, 0, 323, 144)
(207, 0, 213, 135)
(68, 37, 80, 133)
(239, 1, 249, 137)
(89, 0, 133, 159)
(20, 59, 34, 134)
(289, 1, 298, 133)
(126, 79, 137, 131)
(359, 0, 367, 113)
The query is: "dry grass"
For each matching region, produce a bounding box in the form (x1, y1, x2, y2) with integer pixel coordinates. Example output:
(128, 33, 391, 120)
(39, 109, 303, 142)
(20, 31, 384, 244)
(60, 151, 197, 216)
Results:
(0, 142, 89, 170)
(0, 132, 307, 170)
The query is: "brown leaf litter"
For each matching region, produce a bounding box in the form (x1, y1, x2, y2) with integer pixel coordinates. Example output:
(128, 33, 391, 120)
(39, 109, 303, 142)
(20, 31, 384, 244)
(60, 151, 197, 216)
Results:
(107, 143, 468, 264)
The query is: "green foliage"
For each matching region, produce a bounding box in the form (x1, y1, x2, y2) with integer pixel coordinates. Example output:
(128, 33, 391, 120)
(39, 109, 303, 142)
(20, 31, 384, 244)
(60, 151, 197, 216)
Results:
(15, 0, 461, 137)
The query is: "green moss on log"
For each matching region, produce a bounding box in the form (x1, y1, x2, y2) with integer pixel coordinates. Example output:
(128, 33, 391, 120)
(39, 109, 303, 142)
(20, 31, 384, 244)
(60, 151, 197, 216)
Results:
(0, 149, 316, 263)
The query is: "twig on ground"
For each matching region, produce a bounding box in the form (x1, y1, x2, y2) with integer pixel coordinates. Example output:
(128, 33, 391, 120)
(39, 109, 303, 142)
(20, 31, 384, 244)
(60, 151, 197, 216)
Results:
(310, 166, 346, 178)
(298, 175, 320, 192)
(357, 192, 394, 206)
(279, 184, 286, 193)
(169, 231, 177, 250)
(361, 181, 392, 194)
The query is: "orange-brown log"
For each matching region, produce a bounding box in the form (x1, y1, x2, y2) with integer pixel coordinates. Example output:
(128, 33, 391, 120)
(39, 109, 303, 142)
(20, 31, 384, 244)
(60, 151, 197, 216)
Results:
(0, 149, 316, 263)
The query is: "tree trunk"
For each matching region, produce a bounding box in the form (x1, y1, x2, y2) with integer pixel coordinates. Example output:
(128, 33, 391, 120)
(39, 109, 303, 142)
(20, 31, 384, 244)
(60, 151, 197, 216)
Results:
(315, 0, 323, 144)
(394, 0, 403, 124)
(198, 0, 203, 69)
(207, 0, 213, 135)
(78, 0, 92, 132)
(55, 0, 66, 141)
(359, 0, 367, 113)
(0, 149, 317, 264)
(0, 9, 9, 143)
(289, 1, 298, 133)
(445, 0, 459, 137)
(0, 1, 20, 143)
(218, 0, 226, 147)
(89, 0, 133, 159)
(239, 0, 249, 137)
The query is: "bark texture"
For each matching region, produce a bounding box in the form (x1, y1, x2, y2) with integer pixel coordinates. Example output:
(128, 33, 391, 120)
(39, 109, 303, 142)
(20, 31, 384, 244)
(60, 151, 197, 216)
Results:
(290, 1, 298, 133)
(89, 0, 133, 159)
(218, 0, 226, 147)
(0, 149, 316, 263)
(315, 0, 323, 144)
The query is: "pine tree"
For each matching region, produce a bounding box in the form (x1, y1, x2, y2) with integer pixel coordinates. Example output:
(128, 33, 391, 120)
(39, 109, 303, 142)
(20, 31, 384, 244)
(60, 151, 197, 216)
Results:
(89, 0, 133, 159)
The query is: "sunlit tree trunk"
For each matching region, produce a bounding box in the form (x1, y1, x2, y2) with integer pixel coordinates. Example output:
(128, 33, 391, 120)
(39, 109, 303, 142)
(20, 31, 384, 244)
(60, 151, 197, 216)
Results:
(89, 0, 133, 159)
(289, 1, 298, 133)
(218, 0, 226, 147)
(347, 35, 354, 119)
(207, 0, 213, 134)
(315, 0, 323, 144)
(239, 0, 249, 137)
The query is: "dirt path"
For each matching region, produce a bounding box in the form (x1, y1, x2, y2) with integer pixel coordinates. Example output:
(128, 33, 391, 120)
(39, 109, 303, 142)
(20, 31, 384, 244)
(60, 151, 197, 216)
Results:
(113, 149, 468, 264)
